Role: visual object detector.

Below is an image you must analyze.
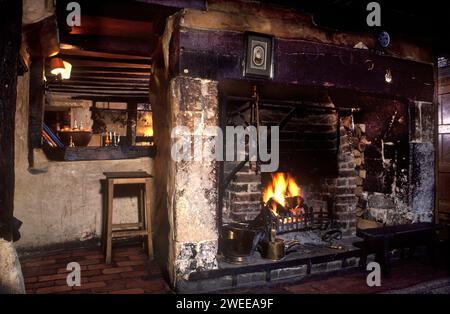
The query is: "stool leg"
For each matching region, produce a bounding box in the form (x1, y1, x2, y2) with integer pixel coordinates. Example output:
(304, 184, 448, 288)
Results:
(145, 178, 154, 259)
(139, 186, 145, 249)
(105, 179, 114, 264)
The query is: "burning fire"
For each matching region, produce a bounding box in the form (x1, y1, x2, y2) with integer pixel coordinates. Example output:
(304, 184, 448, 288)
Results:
(263, 173, 303, 216)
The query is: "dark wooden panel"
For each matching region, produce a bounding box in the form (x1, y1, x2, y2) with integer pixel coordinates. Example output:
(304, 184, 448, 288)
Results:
(440, 134, 450, 166)
(439, 173, 450, 201)
(441, 94, 450, 125)
(0, 0, 22, 241)
(173, 27, 435, 102)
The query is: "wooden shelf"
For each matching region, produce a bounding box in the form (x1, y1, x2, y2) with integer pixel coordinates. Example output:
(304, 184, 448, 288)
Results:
(43, 145, 156, 161)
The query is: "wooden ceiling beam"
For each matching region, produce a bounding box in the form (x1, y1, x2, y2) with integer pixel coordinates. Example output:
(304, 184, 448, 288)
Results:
(72, 66, 150, 75)
(70, 73, 150, 79)
(59, 47, 151, 60)
(48, 85, 148, 91)
(57, 0, 179, 23)
(48, 89, 148, 96)
(60, 34, 157, 58)
(59, 59, 151, 69)
(59, 55, 151, 66)
(70, 95, 150, 103)
(58, 78, 149, 85)
(50, 80, 149, 87)
(135, 0, 206, 10)
(68, 16, 154, 39)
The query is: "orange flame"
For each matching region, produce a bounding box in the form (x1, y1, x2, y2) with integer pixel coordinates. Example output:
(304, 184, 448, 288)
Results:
(263, 173, 303, 215)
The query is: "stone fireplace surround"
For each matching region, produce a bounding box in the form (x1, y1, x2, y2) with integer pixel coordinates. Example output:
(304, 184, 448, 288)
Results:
(150, 75, 435, 292)
(149, 8, 436, 292)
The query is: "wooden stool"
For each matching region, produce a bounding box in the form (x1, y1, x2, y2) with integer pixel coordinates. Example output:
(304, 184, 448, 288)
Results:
(103, 171, 153, 263)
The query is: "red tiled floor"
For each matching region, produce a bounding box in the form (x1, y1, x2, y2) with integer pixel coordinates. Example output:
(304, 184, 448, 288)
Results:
(20, 244, 171, 294)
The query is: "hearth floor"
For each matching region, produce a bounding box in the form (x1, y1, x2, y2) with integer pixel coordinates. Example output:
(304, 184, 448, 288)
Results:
(219, 236, 360, 269)
(223, 255, 450, 294)
(19, 244, 171, 294)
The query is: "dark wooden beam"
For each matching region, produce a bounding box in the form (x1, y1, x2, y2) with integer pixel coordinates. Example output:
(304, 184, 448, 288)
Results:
(126, 102, 138, 146)
(67, 16, 155, 39)
(59, 48, 151, 60)
(48, 85, 148, 92)
(59, 55, 151, 66)
(58, 59, 151, 70)
(28, 59, 46, 165)
(135, 0, 206, 10)
(71, 66, 151, 74)
(53, 79, 149, 86)
(0, 0, 22, 241)
(71, 95, 149, 102)
(60, 34, 157, 57)
(70, 73, 150, 79)
(172, 27, 435, 102)
(49, 80, 148, 89)
(57, 0, 180, 23)
(48, 89, 148, 96)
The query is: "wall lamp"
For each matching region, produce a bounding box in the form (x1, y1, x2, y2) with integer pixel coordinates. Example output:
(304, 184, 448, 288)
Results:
(48, 57, 72, 81)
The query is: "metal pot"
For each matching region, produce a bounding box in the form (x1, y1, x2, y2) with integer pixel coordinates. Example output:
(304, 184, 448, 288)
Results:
(220, 223, 258, 263)
(260, 239, 300, 261)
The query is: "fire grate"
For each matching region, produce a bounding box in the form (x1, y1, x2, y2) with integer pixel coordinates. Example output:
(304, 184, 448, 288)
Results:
(252, 196, 333, 235)
(269, 205, 331, 234)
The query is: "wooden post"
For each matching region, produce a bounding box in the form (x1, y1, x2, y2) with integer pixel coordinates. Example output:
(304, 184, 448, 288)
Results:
(105, 179, 114, 264)
(126, 102, 137, 146)
(0, 0, 22, 241)
(28, 58, 45, 167)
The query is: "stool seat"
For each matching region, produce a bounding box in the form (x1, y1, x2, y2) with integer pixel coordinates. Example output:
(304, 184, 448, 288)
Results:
(104, 171, 153, 179)
(103, 171, 154, 263)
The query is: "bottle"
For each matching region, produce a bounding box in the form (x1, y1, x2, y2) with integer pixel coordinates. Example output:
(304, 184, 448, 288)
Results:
(105, 133, 110, 146)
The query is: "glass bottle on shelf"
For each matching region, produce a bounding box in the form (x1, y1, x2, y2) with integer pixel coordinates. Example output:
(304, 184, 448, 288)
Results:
(105, 133, 110, 146)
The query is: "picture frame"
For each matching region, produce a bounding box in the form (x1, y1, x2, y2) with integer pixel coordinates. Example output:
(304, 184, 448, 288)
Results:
(244, 33, 274, 79)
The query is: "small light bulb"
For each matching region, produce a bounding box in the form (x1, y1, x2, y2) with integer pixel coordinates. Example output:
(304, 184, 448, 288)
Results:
(385, 69, 393, 84)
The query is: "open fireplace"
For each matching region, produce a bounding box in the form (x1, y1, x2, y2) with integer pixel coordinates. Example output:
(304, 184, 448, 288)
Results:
(216, 81, 428, 268)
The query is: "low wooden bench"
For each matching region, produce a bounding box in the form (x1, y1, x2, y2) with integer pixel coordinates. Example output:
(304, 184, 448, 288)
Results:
(356, 222, 440, 276)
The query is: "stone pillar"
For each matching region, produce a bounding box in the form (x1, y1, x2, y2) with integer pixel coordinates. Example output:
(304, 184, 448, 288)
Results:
(0, 239, 25, 294)
(166, 77, 219, 283)
(410, 101, 435, 222)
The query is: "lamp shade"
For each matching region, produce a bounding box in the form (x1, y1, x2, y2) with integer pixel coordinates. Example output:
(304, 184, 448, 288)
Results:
(49, 57, 72, 79)
(50, 57, 65, 75)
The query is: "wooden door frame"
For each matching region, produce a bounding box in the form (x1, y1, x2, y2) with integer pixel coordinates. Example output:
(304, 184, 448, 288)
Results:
(0, 0, 22, 241)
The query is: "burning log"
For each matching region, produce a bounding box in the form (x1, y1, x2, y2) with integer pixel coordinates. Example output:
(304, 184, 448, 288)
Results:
(266, 197, 289, 215)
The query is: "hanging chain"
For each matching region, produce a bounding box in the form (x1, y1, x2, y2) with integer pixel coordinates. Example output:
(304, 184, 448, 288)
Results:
(250, 85, 261, 174)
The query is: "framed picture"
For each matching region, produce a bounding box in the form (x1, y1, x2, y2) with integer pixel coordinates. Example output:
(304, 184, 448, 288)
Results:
(244, 33, 274, 79)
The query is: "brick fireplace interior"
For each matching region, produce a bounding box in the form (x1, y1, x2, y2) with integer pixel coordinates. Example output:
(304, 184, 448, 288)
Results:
(220, 81, 431, 246)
